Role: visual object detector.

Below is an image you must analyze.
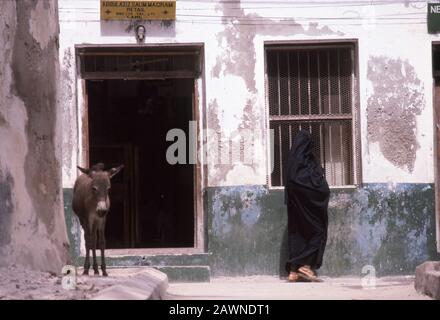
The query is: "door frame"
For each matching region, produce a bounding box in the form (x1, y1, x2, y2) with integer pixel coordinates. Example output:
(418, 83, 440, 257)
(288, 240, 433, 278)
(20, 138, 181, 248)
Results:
(433, 42, 440, 253)
(75, 43, 206, 255)
(435, 82, 440, 253)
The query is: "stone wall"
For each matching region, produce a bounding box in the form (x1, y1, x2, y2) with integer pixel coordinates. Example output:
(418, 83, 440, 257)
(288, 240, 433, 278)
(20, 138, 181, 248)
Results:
(0, 0, 69, 273)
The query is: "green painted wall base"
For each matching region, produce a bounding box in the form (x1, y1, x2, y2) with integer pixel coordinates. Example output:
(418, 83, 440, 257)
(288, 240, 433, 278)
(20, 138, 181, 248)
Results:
(64, 190, 212, 282)
(64, 183, 440, 279)
(63, 189, 81, 260)
(155, 266, 211, 283)
(206, 183, 440, 277)
(74, 254, 211, 282)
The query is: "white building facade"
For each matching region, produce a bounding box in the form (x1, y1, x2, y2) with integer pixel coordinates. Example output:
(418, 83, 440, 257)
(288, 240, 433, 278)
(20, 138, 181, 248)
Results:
(59, 0, 440, 279)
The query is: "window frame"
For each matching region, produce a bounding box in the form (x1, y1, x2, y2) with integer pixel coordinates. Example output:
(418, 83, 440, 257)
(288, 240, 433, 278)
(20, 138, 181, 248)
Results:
(264, 39, 362, 189)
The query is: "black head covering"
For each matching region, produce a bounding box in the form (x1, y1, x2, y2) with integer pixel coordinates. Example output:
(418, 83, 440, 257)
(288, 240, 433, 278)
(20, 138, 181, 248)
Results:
(284, 130, 329, 203)
(284, 129, 330, 271)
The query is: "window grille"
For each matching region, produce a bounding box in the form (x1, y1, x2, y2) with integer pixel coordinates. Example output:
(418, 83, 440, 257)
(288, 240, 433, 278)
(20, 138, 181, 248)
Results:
(266, 44, 357, 187)
(76, 46, 200, 79)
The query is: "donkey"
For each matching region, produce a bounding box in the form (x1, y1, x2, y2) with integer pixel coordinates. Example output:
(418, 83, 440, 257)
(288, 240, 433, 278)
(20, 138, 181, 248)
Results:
(72, 163, 124, 276)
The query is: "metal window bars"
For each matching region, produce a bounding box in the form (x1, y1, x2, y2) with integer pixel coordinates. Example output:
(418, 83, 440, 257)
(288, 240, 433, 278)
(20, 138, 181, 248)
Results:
(267, 45, 355, 187)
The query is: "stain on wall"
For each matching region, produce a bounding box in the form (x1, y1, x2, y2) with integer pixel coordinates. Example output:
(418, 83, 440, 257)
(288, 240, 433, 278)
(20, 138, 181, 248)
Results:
(206, 184, 439, 277)
(367, 56, 424, 172)
(63, 189, 81, 260)
(212, 1, 344, 93)
(63, 181, 438, 277)
(12, 0, 61, 236)
(0, 113, 6, 126)
(0, 0, 69, 272)
(60, 47, 76, 185)
(208, 0, 344, 185)
(0, 1, 13, 130)
(211, 186, 267, 239)
(0, 170, 14, 248)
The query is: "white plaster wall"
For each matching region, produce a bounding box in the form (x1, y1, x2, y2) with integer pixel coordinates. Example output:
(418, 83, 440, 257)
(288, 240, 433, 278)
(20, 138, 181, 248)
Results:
(360, 27, 434, 184)
(59, 0, 438, 188)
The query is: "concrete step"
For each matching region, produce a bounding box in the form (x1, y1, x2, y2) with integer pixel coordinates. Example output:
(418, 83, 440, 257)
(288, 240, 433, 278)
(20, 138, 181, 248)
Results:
(76, 253, 211, 282)
(415, 261, 440, 299)
(108, 253, 211, 267)
(91, 267, 169, 300)
(154, 266, 210, 283)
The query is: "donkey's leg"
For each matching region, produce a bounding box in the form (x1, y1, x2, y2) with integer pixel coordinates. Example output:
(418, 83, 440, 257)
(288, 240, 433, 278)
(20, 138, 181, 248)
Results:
(83, 223, 91, 276)
(99, 225, 108, 276)
(91, 222, 99, 275)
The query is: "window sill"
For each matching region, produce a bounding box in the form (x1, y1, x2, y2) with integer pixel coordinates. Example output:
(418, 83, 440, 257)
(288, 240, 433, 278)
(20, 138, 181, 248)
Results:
(83, 247, 205, 258)
(268, 185, 359, 191)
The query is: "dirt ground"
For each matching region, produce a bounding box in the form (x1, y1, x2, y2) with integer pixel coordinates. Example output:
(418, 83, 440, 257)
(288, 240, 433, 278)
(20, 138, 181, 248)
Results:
(0, 266, 431, 300)
(166, 275, 431, 300)
(0, 265, 124, 300)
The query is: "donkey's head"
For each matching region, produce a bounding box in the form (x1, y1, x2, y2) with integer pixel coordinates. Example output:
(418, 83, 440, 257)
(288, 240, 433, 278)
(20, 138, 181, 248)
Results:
(77, 163, 124, 216)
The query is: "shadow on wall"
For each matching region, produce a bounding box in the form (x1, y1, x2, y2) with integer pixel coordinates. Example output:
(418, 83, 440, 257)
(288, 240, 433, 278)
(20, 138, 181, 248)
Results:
(279, 228, 289, 278)
(100, 20, 176, 38)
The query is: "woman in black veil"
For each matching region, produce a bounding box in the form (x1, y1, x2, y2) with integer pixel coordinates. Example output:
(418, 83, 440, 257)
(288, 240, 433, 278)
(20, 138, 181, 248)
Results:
(284, 129, 330, 282)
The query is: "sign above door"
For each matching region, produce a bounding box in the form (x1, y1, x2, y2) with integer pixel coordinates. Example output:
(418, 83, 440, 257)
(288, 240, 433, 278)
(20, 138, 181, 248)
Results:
(101, 0, 176, 20)
(429, 3, 440, 33)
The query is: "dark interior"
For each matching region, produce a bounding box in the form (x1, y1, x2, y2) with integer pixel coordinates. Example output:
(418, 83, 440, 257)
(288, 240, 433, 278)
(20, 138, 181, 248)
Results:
(433, 44, 440, 76)
(87, 78, 195, 249)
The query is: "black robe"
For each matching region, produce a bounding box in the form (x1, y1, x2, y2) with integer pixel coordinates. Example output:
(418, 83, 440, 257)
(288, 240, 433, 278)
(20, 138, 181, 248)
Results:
(284, 130, 330, 272)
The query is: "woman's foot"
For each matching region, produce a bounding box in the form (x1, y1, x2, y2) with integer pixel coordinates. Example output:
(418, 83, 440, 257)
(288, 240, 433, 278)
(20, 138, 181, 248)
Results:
(297, 265, 323, 282)
(288, 271, 301, 282)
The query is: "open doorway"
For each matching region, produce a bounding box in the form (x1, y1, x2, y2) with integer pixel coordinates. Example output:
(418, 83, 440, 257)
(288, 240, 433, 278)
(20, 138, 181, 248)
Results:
(86, 78, 195, 249)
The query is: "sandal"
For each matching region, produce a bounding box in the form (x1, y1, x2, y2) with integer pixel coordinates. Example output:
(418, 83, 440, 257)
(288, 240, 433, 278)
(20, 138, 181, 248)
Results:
(288, 271, 301, 282)
(297, 265, 323, 282)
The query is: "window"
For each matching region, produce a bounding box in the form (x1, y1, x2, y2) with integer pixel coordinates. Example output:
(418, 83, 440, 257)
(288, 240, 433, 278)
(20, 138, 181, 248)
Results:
(266, 43, 358, 187)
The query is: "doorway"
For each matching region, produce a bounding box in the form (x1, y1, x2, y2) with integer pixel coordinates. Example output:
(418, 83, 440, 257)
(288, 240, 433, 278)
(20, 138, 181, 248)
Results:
(87, 78, 195, 249)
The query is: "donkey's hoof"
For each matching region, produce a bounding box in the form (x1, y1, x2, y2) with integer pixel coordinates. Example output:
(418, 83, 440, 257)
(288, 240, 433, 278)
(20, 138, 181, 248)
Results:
(102, 271, 108, 277)
(83, 269, 90, 276)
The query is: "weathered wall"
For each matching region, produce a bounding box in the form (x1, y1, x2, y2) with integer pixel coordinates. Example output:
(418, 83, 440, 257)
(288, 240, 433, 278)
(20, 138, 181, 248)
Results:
(64, 183, 439, 276)
(367, 56, 424, 173)
(59, 0, 436, 187)
(0, 0, 69, 272)
(207, 184, 439, 276)
(58, 0, 440, 273)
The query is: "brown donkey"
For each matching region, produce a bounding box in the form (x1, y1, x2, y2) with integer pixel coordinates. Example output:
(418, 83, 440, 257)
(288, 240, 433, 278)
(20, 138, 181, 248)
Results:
(72, 163, 123, 276)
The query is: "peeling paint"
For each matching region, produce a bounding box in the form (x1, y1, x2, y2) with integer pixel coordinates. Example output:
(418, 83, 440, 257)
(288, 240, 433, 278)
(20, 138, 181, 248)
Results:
(29, 0, 58, 50)
(212, 1, 344, 93)
(211, 186, 267, 240)
(69, 179, 437, 277)
(12, 0, 62, 235)
(0, 0, 69, 272)
(61, 47, 75, 185)
(367, 56, 424, 172)
(206, 184, 439, 277)
(206, 94, 261, 186)
(207, 98, 233, 186)
(208, 0, 345, 185)
(63, 189, 80, 259)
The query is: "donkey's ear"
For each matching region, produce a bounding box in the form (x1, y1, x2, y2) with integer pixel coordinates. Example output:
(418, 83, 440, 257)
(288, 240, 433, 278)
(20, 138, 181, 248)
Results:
(77, 166, 90, 175)
(108, 165, 124, 179)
